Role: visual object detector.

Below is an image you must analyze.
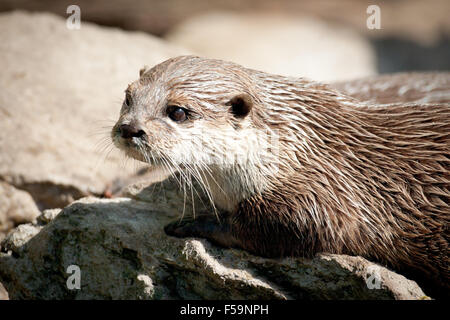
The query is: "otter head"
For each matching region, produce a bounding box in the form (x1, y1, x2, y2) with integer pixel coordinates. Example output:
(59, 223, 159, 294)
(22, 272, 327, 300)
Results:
(111, 56, 275, 210)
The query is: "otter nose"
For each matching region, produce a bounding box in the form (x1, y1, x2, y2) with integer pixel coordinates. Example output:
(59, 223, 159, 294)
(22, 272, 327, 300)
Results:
(119, 124, 146, 139)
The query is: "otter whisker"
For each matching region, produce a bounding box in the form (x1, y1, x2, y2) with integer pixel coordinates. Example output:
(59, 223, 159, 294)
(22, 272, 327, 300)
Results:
(183, 162, 220, 222)
(92, 139, 118, 174)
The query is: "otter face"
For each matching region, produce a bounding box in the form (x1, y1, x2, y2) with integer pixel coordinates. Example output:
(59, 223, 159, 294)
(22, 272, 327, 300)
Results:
(111, 56, 262, 180)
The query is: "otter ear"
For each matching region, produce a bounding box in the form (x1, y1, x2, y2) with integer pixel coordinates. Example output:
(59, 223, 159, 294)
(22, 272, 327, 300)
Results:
(139, 65, 150, 77)
(227, 93, 253, 118)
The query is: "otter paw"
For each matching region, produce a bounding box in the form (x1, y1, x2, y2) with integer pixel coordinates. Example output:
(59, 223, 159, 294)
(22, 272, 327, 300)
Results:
(164, 215, 242, 249)
(164, 215, 219, 239)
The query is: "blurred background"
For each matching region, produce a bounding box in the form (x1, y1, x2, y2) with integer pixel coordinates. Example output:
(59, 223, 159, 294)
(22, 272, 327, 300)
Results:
(1, 0, 449, 82)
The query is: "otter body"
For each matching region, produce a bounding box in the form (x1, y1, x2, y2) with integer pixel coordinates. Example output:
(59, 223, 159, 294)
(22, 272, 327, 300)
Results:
(112, 56, 449, 296)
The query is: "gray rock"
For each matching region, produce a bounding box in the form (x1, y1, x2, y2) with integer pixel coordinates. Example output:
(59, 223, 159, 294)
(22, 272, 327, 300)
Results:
(1, 223, 42, 254)
(0, 182, 41, 242)
(1, 0, 449, 46)
(0, 178, 427, 300)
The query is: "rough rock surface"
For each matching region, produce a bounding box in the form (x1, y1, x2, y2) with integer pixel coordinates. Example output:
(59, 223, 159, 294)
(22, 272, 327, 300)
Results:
(166, 12, 376, 82)
(0, 178, 427, 300)
(0, 182, 41, 243)
(0, 283, 8, 300)
(0, 11, 188, 209)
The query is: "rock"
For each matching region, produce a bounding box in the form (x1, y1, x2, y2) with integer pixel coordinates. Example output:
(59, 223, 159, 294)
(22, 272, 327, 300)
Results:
(0, 182, 41, 242)
(165, 12, 376, 82)
(332, 72, 450, 104)
(37, 209, 62, 225)
(0, 178, 427, 300)
(0, 11, 189, 209)
(1, 223, 42, 254)
(0, 282, 8, 300)
(0, 10, 438, 301)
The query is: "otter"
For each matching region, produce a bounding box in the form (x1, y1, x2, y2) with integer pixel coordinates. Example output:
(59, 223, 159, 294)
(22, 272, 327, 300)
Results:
(111, 56, 449, 297)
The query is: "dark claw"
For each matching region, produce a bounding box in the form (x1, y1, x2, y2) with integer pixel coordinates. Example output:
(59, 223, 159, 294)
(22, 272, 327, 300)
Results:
(164, 215, 219, 238)
(164, 217, 198, 238)
(164, 215, 241, 249)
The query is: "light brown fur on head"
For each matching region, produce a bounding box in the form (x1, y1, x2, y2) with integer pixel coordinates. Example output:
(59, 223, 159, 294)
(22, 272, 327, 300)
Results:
(112, 56, 449, 297)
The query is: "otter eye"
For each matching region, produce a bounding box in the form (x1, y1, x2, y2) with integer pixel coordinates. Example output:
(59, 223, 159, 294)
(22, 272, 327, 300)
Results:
(167, 106, 187, 122)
